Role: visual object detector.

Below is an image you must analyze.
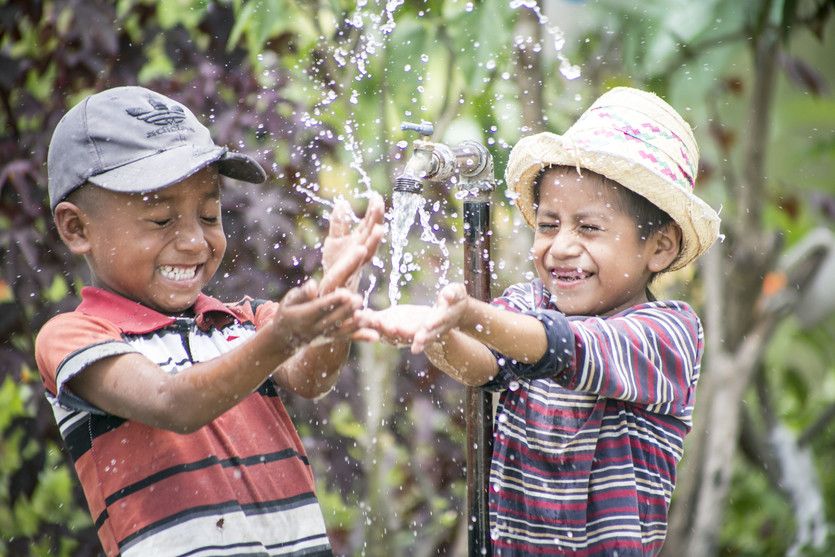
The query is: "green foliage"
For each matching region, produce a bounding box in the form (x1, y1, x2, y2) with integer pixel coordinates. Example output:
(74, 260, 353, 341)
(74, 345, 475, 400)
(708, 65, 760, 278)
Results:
(2, 0, 834, 555)
(0, 377, 91, 556)
(720, 456, 796, 556)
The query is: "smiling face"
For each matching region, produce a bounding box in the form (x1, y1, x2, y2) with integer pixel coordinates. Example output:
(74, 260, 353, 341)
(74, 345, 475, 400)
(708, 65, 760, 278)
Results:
(66, 167, 226, 314)
(531, 167, 680, 316)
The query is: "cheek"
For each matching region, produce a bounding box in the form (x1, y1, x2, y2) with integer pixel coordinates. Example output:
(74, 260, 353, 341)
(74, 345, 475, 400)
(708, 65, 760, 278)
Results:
(531, 237, 549, 259)
(208, 230, 227, 258)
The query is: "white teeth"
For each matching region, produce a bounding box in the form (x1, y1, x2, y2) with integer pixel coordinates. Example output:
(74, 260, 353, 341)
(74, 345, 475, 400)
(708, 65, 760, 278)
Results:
(159, 265, 197, 281)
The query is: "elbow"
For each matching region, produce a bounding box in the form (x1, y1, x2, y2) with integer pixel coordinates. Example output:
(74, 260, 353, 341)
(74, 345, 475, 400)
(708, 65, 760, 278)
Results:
(168, 419, 204, 435)
(153, 381, 215, 434)
(293, 375, 338, 400)
(462, 374, 490, 388)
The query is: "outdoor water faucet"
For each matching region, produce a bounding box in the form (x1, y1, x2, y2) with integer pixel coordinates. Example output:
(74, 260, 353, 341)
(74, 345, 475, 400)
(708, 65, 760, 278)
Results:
(394, 122, 495, 200)
(393, 121, 497, 555)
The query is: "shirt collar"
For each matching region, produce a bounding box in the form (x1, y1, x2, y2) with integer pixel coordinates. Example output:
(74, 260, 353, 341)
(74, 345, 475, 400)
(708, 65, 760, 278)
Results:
(77, 286, 237, 334)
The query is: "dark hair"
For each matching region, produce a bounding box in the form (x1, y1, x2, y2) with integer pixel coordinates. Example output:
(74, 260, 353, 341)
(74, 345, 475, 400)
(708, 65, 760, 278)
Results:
(532, 166, 679, 286)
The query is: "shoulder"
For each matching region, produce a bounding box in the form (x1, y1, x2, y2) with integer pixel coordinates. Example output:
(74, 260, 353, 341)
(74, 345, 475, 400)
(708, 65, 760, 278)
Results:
(620, 300, 702, 331)
(35, 310, 126, 393)
(36, 310, 123, 348)
(571, 300, 703, 350)
(567, 300, 703, 338)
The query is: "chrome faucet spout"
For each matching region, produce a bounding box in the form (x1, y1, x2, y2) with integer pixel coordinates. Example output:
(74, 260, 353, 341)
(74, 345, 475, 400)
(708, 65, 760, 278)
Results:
(394, 122, 495, 199)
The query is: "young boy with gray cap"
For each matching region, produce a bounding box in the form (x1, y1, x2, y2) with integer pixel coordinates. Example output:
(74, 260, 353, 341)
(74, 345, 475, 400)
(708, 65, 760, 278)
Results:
(357, 87, 721, 555)
(36, 86, 384, 556)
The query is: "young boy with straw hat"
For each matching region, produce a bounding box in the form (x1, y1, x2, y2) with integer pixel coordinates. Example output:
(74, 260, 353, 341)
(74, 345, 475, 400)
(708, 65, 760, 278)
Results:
(357, 86, 720, 555)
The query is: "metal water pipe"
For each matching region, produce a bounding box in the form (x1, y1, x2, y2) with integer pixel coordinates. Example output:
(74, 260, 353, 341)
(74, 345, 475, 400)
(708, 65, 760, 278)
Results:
(396, 122, 495, 555)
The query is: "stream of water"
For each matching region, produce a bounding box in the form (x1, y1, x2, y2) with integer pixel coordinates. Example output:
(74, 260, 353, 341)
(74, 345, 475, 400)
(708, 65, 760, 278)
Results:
(262, 0, 579, 307)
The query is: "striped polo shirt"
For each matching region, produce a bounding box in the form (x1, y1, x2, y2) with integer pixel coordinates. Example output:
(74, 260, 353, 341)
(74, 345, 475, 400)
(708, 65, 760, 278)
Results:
(485, 280, 703, 556)
(35, 287, 333, 557)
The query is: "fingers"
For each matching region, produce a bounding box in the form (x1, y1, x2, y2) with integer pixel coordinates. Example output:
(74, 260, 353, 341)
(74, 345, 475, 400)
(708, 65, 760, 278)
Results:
(282, 279, 318, 306)
(353, 308, 416, 346)
(362, 223, 385, 262)
(328, 199, 354, 238)
(350, 327, 381, 342)
(354, 195, 385, 263)
(363, 192, 385, 228)
(411, 315, 444, 353)
(296, 289, 362, 337)
(318, 244, 367, 295)
(439, 282, 467, 304)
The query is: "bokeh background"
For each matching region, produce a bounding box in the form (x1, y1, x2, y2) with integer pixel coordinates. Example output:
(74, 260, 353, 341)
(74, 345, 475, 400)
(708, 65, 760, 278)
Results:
(1, 1, 834, 555)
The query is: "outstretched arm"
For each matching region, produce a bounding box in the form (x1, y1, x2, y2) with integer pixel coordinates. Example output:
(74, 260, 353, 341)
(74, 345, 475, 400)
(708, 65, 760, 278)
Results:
(57, 282, 361, 433)
(357, 283, 550, 386)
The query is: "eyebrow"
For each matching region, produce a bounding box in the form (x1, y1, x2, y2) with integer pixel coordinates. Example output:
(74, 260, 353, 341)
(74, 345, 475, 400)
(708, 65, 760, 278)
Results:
(574, 210, 614, 222)
(537, 209, 614, 221)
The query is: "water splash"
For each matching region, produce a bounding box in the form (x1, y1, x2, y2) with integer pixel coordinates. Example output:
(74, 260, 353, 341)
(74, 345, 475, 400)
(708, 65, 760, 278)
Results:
(388, 191, 425, 305)
(417, 200, 450, 287)
(510, 0, 581, 80)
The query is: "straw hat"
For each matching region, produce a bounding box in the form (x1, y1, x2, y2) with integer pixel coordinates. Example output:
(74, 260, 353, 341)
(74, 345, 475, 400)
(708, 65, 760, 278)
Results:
(505, 86, 720, 271)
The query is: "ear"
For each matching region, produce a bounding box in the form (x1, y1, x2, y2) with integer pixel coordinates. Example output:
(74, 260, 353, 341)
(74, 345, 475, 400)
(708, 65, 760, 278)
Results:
(647, 223, 683, 273)
(53, 201, 93, 255)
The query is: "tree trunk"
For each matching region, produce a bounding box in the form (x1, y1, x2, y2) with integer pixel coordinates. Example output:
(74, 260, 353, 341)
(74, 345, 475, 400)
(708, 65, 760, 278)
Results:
(663, 22, 782, 557)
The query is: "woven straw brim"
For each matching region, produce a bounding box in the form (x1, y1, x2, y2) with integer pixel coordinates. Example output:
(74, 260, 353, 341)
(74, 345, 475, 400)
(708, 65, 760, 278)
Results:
(506, 133, 720, 271)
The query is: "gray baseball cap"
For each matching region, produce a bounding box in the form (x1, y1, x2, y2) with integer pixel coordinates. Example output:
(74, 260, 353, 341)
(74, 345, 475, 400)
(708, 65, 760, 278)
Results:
(47, 86, 267, 211)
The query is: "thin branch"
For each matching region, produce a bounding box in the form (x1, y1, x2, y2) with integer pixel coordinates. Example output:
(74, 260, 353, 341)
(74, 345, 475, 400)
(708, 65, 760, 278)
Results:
(799, 402, 835, 447)
(739, 26, 779, 232)
(651, 29, 754, 82)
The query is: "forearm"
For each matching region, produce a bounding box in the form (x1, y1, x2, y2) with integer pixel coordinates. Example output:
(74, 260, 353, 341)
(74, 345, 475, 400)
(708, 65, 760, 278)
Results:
(165, 322, 300, 430)
(458, 297, 549, 364)
(74, 322, 297, 434)
(425, 329, 499, 386)
(273, 338, 351, 399)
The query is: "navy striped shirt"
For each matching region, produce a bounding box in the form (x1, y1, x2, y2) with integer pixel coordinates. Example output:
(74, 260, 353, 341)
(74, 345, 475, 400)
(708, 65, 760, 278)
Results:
(485, 280, 703, 556)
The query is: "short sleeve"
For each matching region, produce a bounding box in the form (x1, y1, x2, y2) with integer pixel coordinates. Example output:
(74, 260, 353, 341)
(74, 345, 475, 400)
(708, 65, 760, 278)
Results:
(35, 312, 139, 412)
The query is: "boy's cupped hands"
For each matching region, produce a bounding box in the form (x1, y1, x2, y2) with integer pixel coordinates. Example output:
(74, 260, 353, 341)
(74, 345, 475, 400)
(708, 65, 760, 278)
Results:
(271, 192, 386, 351)
(355, 283, 471, 354)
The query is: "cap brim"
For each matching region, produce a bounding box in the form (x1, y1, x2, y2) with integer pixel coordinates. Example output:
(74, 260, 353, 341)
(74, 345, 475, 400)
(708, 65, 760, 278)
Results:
(217, 150, 267, 184)
(88, 144, 266, 195)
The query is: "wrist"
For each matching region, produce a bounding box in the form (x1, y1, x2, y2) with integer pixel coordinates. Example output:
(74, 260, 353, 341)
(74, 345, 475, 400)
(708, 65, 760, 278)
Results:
(459, 295, 485, 334)
(266, 315, 304, 360)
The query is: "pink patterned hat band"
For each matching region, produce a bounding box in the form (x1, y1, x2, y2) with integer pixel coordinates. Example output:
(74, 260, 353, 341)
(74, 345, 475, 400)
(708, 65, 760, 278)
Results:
(567, 104, 698, 194)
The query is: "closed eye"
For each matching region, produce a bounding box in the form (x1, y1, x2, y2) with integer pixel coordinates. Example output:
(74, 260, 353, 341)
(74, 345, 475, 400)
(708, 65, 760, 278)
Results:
(150, 218, 171, 227)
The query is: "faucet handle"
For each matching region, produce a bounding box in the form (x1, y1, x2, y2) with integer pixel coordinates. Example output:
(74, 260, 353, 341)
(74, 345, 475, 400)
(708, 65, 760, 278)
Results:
(400, 121, 434, 137)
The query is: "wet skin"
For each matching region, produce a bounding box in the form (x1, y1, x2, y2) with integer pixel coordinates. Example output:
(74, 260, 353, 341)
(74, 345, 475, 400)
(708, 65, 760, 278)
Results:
(532, 168, 677, 317)
(66, 167, 226, 314)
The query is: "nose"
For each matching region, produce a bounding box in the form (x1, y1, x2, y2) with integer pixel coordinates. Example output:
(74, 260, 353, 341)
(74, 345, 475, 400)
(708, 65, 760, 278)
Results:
(173, 215, 208, 253)
(548, 229, 582, 259)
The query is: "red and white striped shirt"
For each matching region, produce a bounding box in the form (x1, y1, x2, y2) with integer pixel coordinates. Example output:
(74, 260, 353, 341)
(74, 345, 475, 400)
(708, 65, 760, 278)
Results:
(35, 287, 333, 556)
(485, 280, 703, 556)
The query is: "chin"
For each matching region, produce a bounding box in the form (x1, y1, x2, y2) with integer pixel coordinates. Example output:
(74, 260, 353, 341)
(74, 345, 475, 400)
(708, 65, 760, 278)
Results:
(152, 296, 199, 314)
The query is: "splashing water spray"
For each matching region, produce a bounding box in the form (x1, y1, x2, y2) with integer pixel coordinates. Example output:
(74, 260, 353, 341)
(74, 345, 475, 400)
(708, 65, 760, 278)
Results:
(393, 122, 496, 555)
